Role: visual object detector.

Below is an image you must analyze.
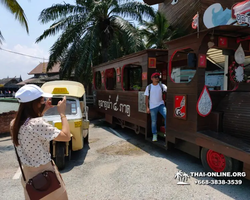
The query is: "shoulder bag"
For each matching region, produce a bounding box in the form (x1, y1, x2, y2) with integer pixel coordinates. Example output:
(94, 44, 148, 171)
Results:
(14, 147, 61, 200)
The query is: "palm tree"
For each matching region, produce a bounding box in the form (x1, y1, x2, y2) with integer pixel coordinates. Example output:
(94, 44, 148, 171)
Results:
(182, 173, 190, 182)
(36, 0, 155, 83)
(0, 0, 29, 43)
(140, 11, 179, 49)
(174, 170, 183, 182)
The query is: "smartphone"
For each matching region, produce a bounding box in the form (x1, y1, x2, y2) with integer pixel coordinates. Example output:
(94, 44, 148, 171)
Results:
(51, 97, 62, 105)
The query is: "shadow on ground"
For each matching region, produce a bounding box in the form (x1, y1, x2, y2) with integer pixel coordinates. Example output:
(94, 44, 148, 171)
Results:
(58, 142, 90, 173)
(92, 119, 250, 199)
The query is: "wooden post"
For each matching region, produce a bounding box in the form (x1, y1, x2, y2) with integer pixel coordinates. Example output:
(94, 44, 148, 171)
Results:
(224, 55, 229, 90)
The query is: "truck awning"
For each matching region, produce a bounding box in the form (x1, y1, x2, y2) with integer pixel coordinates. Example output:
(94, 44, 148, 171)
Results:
(143, 0, 164, 5)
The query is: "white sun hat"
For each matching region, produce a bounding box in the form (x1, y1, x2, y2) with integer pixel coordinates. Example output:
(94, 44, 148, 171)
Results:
(15, 84, 53, 103)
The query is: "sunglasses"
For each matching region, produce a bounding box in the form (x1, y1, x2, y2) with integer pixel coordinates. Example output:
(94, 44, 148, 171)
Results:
(41, 97, 49, 104)
(153, 76, 160, 79)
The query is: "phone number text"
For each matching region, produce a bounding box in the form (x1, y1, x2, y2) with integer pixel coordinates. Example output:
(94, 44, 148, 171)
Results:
(195, 179, 242, 185)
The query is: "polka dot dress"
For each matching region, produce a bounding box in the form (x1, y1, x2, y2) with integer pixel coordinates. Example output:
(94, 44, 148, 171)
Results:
(16, 117, 61, 167)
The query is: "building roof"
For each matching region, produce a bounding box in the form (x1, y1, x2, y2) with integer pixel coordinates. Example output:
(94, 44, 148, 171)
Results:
(17, 77, 45, 85)
(0, 78, 14, 85)
(28, 62, 60, 75)
(0, 77, 22, 85)
(17, 74, 60, 86)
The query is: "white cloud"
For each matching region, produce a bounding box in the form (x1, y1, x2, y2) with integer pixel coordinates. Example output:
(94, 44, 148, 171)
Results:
(0, 44, 49, 81)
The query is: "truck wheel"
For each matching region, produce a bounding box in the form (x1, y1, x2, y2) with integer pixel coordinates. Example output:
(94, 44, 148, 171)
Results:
(201, 148, 233, 172)
(84, 130, 89, 144)
(55, 142, 65, 170)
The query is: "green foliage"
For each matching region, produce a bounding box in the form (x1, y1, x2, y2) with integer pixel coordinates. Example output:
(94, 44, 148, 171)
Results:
(140, 11, 182, 49)
(132, 85, 141, 90)
(0, 0, 29, 43)
(36, 0, 155, 85)
(123, 65, 142, 90)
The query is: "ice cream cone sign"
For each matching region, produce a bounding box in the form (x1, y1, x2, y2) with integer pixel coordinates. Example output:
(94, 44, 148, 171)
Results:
(197, 86, 212, 117)
(235, 44, 245, 64)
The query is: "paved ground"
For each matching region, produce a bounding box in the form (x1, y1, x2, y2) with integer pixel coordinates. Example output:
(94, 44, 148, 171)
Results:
(1, 120, 250, 200)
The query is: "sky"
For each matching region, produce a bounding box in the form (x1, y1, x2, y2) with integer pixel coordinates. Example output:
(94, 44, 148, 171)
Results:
(0, 0, 157, 81)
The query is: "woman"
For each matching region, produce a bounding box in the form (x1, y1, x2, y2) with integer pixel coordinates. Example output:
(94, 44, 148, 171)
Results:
(10, 84, 70, 200)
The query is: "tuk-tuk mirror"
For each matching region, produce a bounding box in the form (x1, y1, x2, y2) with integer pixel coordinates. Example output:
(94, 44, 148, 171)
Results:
(80, 101, 84, 113)
(187, 53, 197, 68)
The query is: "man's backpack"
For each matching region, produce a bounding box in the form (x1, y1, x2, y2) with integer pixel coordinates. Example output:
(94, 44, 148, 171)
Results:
(148, 82, 166, 101)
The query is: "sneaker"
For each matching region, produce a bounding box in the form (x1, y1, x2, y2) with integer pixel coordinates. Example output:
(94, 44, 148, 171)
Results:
(152, 134, 157, 142)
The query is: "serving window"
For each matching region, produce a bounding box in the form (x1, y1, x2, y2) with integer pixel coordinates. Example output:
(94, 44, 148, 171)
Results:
(122, 64, 142, 91)
(205, 48, 226, 91)
(105, 68, 116, 90)
(170, 48, 196, 83)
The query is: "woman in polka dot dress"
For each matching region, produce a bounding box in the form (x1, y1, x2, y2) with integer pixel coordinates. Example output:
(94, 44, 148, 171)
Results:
(10, 84, 70, 200)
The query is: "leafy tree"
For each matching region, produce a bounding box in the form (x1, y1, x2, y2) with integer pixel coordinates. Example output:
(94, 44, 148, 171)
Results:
(140, 11, 180, 49)
(36, 0, 155, 84)
(0, 0, 29, 43)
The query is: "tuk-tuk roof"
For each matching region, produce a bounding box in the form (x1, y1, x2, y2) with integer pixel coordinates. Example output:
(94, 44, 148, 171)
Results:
(41, 80, 85, 97)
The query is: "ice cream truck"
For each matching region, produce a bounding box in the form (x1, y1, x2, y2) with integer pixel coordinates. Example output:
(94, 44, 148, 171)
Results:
(93, 0, 250, 179)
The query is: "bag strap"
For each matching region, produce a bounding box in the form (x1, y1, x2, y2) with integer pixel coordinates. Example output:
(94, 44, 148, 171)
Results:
(148, 84, 151, 101)
(14, 146, 26, 182)
(159, 82, 164, 93)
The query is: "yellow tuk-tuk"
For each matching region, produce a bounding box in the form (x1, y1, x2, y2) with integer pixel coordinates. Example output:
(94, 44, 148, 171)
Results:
(41, 80, 89, 169)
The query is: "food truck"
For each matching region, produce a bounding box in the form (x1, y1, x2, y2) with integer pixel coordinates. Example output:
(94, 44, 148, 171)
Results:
(93, 0, 250, 179)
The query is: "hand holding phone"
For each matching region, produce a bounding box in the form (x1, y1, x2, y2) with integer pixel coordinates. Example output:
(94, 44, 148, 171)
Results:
(51, 97, 62, 106)
(57, 96, 67, 115)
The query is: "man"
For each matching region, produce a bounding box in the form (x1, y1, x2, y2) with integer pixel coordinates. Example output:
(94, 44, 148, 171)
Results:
(144, 72, 167, 142)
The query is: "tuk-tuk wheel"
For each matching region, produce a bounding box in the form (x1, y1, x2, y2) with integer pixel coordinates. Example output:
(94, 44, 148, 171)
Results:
(84, 129, 89, 144)
(66, 148, 71, 161)
(55, 142, 66, 170)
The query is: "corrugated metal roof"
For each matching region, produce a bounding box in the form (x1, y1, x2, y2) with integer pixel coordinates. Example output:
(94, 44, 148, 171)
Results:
(207, 48, 250, 71)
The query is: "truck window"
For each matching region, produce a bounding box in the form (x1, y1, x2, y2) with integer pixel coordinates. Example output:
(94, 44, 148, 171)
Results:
(105, 68, 116, 90)
(170, 48, 196, 83)
(94, 71, 102, 90)
(122, 64, 142, 91)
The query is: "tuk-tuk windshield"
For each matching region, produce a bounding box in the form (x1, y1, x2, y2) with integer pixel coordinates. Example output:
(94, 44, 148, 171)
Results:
(44, 99, 77, 116)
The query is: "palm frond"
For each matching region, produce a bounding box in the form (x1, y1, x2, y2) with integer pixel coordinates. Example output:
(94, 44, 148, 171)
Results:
(46, 23, 86, 70)
(60, 40, 80, 79)
(36, 14, 87, 42)
(112, 16, 145, 53)
(37, 0, 156, 84)
(0, 30, 4, 44)
(38, 3, 87, 24)
(140, 11, 177, 49)
(0, 0, 29, 33)
(112, 1, 155, 23)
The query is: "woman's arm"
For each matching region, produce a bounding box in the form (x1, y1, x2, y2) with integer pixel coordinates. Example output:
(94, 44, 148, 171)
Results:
(54, 97, 71, 142)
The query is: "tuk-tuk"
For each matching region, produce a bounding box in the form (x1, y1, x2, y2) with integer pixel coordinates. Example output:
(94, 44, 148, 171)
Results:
(41, 80, 89, 169)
